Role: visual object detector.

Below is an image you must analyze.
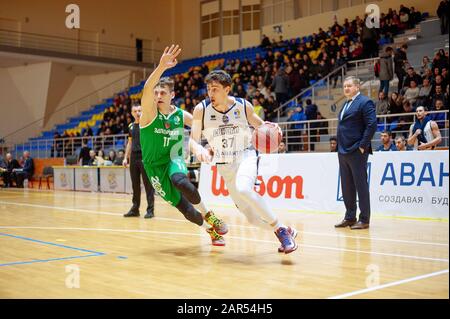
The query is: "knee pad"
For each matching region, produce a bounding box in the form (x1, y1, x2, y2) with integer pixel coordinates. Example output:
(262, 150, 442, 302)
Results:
(175, 196, 204, 226)
(171, 173, 201, 204)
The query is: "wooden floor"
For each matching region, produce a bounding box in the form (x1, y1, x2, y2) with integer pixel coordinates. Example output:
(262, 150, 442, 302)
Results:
(0, 188, 448, 299)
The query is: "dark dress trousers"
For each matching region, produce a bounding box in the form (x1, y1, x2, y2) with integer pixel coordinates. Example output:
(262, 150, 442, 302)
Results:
(337, 93, 377, 223)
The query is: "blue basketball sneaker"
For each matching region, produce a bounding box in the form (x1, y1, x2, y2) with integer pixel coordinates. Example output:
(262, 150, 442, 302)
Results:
(275, 226, 298, 254)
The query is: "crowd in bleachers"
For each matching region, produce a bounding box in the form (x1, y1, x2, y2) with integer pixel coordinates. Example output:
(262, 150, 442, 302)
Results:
(375, 47, 449, 137)
(33, 3, 449, 159)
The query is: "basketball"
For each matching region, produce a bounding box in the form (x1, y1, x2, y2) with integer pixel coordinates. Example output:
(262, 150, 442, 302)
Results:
(252, 122, 283, 154)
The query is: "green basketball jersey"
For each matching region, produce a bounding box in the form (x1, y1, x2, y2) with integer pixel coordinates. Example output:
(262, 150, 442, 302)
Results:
(140, 107, 185, 167)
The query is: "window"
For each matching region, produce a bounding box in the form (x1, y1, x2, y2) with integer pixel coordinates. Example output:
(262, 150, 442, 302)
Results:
(201, 12, 221, 40)
(262, 0, 294, 26)
(222, 10, 240, 35)
(242, 4, 261, 31)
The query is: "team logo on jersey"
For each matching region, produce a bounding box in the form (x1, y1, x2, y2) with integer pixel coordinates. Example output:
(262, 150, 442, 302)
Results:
(234, 109, 241, 119)
(164, 122, 170, 129)
(210, 114, 216, 121)
(222, 115, 229, 124)
(174, 116, 180, 125)
(159, 115, 163, 120)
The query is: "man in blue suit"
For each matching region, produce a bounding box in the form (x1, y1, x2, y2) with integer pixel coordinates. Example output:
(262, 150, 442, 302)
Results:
(335, 76, 377, 230)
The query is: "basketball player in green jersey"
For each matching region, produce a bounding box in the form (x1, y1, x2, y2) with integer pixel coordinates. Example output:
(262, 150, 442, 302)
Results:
(139, 44, 228, 246)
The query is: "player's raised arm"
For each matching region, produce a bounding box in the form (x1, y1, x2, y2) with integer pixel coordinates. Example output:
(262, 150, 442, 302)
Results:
(140, 44, 181, 127)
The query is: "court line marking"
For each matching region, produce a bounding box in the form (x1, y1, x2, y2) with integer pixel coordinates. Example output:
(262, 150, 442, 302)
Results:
(0, 232, 105, 267)
(0, 200, 448, 247)
(328, 269, 449, 299)
(1, 189, 448, 222)
(0, 226, 447, 263)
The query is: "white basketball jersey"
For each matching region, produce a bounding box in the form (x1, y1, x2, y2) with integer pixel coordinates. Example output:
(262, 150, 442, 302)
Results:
(201, 97, 253, 164)
(409, 121, 434, 150)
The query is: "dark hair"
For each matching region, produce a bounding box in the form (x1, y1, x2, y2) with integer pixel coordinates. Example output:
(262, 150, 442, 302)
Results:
(385, 46, 393, 52)
(306, 99, 312, 105)
(401, 44, 408, 49)
(156, 77, 175, 91)
(416, 105, 428, 111)
(205, 70, 232, 87)
(381, 130, 392, 136)
(330, 136, 337, 142)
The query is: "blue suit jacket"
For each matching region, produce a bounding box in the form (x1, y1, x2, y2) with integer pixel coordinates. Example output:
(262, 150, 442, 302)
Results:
(337, 94, 377, 154)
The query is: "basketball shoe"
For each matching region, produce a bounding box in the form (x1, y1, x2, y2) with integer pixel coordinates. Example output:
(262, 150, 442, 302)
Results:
(275, 226, 298, 254)
(205, 211, 228, 235)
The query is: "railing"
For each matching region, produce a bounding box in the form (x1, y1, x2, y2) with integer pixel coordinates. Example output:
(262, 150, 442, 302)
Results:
(8, 111, 448, 159)
(0, 29, 162, 64)
(1, 72, 141, 150)
(275, 56, 381, 122)
(281, 110, 449, 152)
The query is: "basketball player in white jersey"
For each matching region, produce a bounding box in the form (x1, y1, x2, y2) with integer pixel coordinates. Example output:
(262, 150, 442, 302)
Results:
(189, 70, 298, 254)
(407, 106, 442, 150)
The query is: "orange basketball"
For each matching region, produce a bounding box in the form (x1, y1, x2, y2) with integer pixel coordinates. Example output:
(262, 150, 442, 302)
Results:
(252, 122, 283, 154)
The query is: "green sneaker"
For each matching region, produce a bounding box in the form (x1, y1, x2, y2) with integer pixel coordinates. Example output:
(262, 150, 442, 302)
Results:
(205, 211, 228, 235)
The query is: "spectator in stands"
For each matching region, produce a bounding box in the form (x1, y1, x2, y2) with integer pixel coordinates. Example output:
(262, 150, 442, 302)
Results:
(432, 85, 447, 108)
(78, 139, 91, 166)
(417, 78, 433, 108)
(51, 132, 62, 157)
(394, 44, 409, 93)
(287, 105, 307, 152)
(403, 67, 422, 92)
(0, 153, 20, 187)
(82, 125, 93, 137)
(107, 150, 116, 163)
(114, 149, 125, 166)
(437, 1, 450, 35)
(272, 68, 290, 106)
(420, 56, 433, 76)
(361, 21, 379, 58)
(433, 51, 449, 73)
(104, 128, 114, 149)
(376, 131, 397, 151)
(329, 136, 338, 152)
(263, 96, 278, 122)
(13, 151, 34, 188)
(304, 99, 318, 120)
(376, 91, 390, 115)
(430, 99, 447, 129)
(261, 34, 271, 48)
(88, 150, 97, 166)
(286, 65, 302, 97)
(431, 75, 446, 96)
(395, 135, 412, 151)
(252, 98, 265, 120)
(278, 140, 287, 154)
(404, 80, 420, 106)
(316, 112, 329, 136)
(408, 106, 442, 150)
(393, 100, 415, 138)
(379, 46, 394, 96)
(0, 155, 7, 186)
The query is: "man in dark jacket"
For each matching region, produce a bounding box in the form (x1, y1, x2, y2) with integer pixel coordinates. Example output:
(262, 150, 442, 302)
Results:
(1, 153, 21, 187)
(14, 151, 34, 188)
(379, 47, 394, 96)
(394, 44, 408, 93)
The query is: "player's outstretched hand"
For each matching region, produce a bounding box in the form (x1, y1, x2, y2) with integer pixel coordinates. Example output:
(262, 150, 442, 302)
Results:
(159, 44, 181, 70)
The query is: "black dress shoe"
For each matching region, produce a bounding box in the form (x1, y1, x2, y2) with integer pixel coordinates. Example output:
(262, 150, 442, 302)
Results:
(124, 211, 140, 217)
(334, 219, 357, 228)
(144, 211, 154, 219)
(350, 221, 370, 230)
